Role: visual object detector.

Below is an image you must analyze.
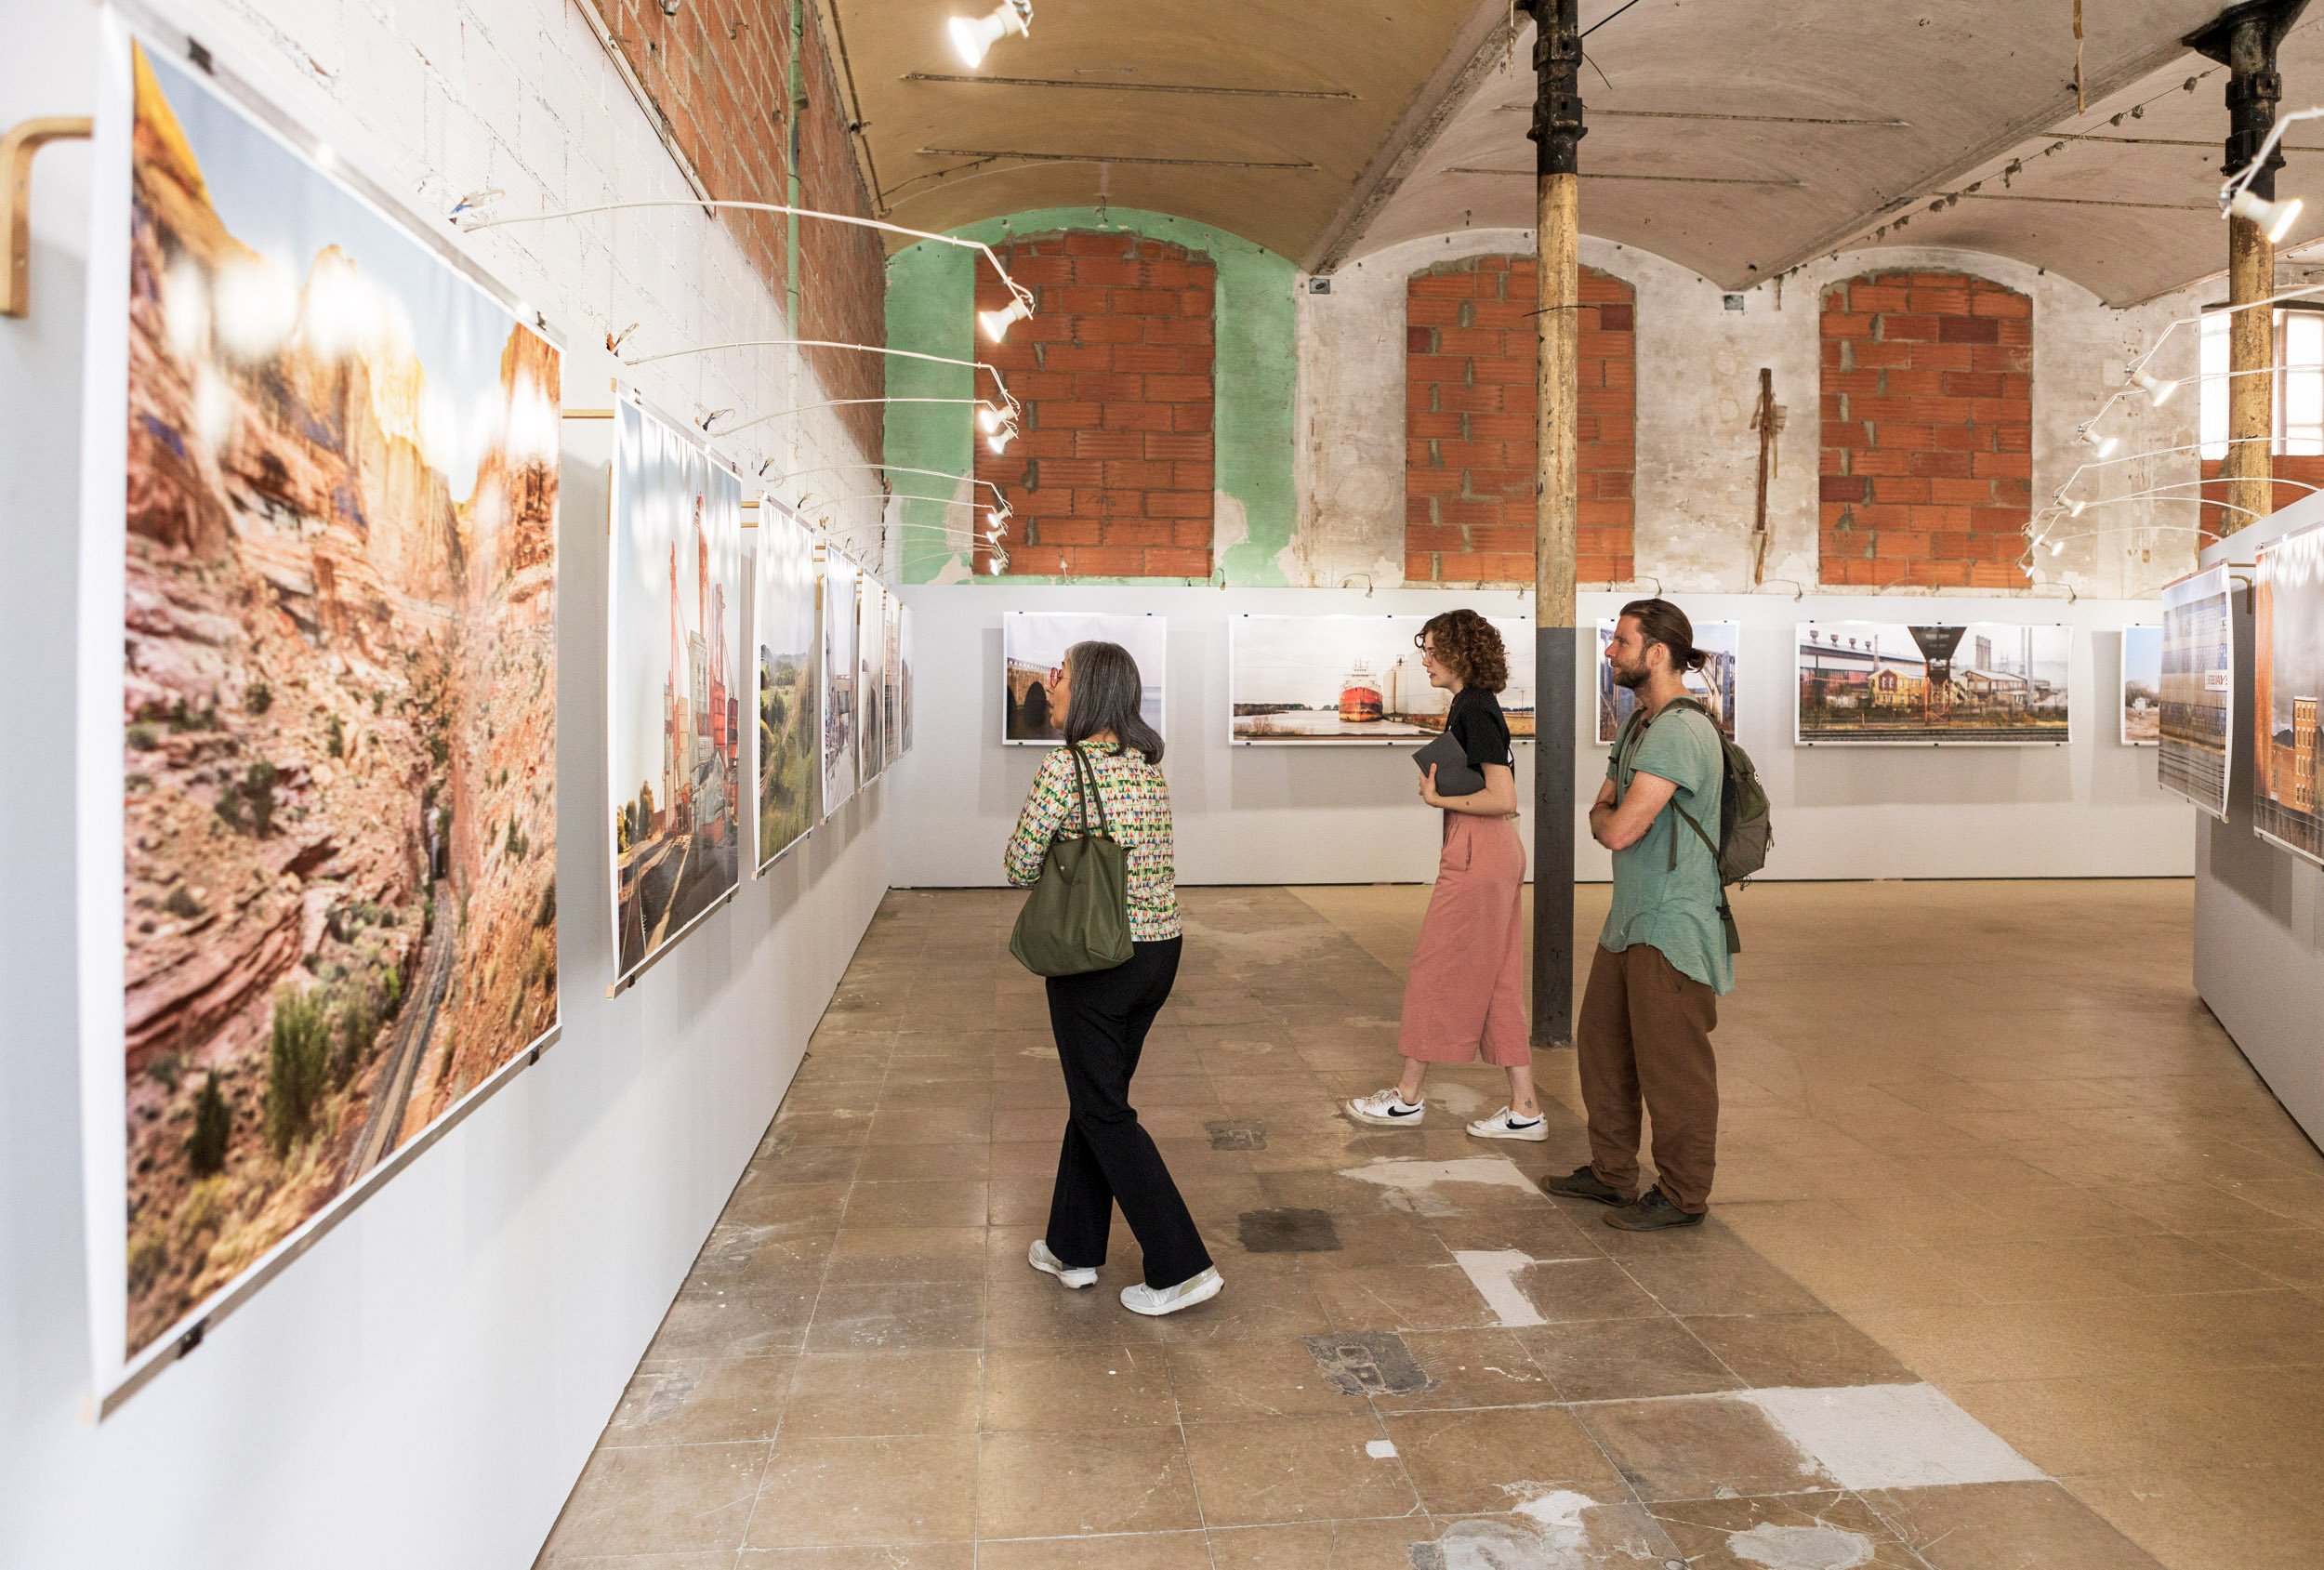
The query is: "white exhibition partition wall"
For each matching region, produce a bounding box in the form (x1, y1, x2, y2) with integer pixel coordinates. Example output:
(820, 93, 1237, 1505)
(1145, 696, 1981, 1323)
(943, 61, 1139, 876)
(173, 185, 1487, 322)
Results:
(888, 584, 2194, 888)
(2192, 495, 2324, 1145)
(0, 15, 890, 1570)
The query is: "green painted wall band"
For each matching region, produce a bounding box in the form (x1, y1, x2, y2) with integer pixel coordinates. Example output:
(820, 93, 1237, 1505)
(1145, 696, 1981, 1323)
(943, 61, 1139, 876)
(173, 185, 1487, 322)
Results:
(885, 206, 1296, 586)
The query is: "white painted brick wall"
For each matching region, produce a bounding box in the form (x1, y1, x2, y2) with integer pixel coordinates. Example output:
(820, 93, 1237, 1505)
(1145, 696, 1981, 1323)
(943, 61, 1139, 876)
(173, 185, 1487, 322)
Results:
(186, 0, 883, 550)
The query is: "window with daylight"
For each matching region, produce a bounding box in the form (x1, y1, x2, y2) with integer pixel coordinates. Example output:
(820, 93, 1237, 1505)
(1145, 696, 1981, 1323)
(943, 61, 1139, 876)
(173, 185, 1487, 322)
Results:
(2199, 306, 2324, 458)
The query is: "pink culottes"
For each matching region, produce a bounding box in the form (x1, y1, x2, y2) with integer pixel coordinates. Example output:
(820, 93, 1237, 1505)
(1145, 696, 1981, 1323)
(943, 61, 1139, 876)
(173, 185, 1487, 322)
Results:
(1397, 812, 1530, 1067)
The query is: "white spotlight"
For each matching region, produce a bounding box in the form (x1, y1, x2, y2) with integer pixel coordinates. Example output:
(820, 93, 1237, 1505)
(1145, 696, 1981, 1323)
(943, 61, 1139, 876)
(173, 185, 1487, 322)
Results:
(976, 403, 1009, 435)
(2133, 368, 2178, 407)
(949, 0, 1032, 69)
(2229, 187, 2304, 244)
(986, 429, 1013, 454)
(2068, 495, 2087, 519)
(2095, 434, 2119, 458)
(978, 295, 1034, 342)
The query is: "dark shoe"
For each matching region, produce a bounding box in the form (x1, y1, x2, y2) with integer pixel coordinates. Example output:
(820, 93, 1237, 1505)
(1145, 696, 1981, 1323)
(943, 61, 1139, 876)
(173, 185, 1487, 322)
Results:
(1539, 1165, 1631, 1207)
(1604, 1186, 1706, 1232)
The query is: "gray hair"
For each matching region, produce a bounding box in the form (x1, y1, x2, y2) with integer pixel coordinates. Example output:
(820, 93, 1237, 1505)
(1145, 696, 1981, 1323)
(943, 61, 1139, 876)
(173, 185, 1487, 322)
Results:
(1063, 640, 1164, 763)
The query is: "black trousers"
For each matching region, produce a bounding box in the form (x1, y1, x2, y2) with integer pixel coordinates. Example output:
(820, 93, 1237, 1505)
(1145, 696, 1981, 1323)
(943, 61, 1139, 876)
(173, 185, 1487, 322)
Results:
(1044, 938, 1212, 1288)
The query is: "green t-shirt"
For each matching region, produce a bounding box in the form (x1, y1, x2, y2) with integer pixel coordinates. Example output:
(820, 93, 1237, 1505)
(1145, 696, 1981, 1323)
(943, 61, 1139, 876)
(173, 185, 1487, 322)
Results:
(1602, 702, 1734, 995)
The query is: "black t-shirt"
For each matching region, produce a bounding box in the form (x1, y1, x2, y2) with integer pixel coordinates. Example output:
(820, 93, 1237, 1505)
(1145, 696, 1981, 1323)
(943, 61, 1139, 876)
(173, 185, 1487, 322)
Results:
(1446, 687, 1512, 773)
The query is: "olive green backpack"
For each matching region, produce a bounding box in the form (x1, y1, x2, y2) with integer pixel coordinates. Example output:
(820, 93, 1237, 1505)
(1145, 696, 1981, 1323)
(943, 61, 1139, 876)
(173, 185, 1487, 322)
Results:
(1009, 744, 1135, 977)
(1614, 696, 1773, 954)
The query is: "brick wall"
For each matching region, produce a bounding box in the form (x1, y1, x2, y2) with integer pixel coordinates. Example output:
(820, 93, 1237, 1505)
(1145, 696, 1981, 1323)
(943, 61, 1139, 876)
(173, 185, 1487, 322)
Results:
(1404, 257, 1634, 586)
(2197, 455, 2324, 534)
(1819, 271, 2033, 587)
(588, 0, 887, 456)
(975, 232, 1217, 579)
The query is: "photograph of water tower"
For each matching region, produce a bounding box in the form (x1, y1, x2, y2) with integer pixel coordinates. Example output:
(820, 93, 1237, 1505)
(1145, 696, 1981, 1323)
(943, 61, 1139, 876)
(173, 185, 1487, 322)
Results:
(1230, 614, 1536, 743)
(1597, 619, 1739, 744)
(1001, 612, 1167, 744)
(2254, 521, 2324, 866)
(1797, 622, 2071, 745)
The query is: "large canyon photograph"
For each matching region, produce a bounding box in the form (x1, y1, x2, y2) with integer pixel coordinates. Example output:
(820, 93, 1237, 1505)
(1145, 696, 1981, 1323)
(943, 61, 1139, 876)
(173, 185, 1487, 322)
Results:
(112, 44, 561, 1360)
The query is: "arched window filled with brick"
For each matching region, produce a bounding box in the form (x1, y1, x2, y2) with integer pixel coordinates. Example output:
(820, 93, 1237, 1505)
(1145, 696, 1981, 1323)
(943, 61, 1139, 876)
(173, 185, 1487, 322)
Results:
(974, 233, 1216, 578)
(1819, 270, 2033, 587)
(1404, 257, 1635, 586)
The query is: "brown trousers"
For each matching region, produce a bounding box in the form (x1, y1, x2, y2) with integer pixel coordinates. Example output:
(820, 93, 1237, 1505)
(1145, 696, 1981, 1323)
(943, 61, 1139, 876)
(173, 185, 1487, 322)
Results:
(1577, 943, 1720, 1213)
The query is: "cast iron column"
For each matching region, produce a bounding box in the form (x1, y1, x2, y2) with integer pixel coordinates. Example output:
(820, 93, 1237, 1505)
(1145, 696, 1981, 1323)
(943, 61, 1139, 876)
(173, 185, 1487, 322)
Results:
(1523, 0, 1583, 1049)
(2190, 0, 2310, 534)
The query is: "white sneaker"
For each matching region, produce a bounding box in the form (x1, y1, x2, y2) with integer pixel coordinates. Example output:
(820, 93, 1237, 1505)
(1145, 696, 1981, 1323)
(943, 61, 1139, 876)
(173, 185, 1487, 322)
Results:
(1466, 1107, 1550, 1142)
(1028, 1238, 1097, 1289)
(1347, 1088, 1426, 1128)
(1120, 1267, 1223, 1317)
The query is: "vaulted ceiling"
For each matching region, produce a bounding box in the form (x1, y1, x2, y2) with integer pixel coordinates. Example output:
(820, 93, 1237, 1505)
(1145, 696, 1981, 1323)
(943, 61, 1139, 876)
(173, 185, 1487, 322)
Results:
(823, 0, 2324, 304)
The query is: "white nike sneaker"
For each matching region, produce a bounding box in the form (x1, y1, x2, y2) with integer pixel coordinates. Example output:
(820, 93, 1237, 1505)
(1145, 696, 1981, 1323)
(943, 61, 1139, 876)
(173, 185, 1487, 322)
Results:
(1347, 1088, 1427, 1128)
(1028, 1238, 1097, 1289)
(1466, 1107, 1550, 1142)
(1120, 1266, 1224, 1317)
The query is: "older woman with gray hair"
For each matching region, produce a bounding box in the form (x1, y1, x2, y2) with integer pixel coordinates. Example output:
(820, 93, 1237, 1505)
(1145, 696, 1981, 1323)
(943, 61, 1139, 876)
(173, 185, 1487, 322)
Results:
(1003, 640, 1221, 1317)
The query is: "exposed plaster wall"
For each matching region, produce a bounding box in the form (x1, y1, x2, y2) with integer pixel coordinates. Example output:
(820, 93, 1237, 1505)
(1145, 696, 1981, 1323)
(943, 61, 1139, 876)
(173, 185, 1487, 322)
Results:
(1301, 229, 2215, 600)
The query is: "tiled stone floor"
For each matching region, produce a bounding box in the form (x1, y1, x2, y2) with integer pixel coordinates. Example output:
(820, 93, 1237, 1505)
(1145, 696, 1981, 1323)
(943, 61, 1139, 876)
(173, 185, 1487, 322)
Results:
(538, 880, 2322, 1569)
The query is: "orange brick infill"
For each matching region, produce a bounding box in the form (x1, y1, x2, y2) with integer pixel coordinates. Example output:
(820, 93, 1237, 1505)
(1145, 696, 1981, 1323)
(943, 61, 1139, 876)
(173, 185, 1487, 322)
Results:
(1404, 257, 1635, 586)
(1819, 271, 2033, 587)
(973, 233, 1216, 579)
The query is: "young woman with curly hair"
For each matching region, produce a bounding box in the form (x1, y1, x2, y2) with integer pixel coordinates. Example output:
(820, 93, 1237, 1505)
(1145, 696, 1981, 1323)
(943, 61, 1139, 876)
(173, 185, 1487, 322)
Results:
(1348, 609, 1542, 1141)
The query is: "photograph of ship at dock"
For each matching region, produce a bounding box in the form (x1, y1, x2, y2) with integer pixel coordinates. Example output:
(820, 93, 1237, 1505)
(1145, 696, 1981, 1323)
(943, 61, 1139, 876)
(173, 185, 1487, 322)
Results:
(1229, 614, 1535, 744)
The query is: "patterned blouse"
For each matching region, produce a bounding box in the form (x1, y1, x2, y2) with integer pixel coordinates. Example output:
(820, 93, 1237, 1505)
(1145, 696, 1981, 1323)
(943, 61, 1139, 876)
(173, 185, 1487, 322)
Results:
(1004, 744, 1182, 942)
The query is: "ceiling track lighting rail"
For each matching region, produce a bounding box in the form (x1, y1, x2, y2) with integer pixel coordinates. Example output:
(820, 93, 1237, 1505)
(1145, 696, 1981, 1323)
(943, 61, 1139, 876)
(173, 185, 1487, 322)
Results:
(1494, 105, 1909, 127)
(917, 146, 1318, 171)
(904, 72, 1356, 100)
(1446, 167, 1805, 187)
(454, 197, 1035, 317)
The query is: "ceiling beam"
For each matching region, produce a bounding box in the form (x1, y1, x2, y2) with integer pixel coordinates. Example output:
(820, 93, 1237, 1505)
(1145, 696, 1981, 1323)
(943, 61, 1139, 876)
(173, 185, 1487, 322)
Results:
(1302, 0, 1523, 275)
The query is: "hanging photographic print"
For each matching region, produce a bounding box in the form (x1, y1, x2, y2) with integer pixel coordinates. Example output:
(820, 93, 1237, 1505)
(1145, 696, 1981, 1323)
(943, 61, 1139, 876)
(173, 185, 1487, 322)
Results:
(609, 393, 743, 983)
(820, 552, 860, 815)
(1229, 614, 1536, 744)
(858, 575, 887, 786)
(882, 593, 905, 766)
(2121, 627, 2162, 746)
(2254, 521, 2324, 864)
(1003, 612, 1168, 744)
(899, 605, 917, 756)
(1795, 622, 2071, 745)
(753, 499, 819, 871)
(77, 26, 561, 1403)
(2159, 564, 2234, 818)
(1597, 619, 1740, 744)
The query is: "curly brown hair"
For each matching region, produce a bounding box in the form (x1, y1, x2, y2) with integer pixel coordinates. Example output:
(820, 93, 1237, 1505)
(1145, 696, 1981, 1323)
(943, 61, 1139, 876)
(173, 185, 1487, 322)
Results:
(1416, 608, 1509, 693)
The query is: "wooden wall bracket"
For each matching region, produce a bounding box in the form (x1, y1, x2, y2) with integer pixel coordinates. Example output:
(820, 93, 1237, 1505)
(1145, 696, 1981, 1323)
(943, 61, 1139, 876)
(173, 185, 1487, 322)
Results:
(3, 116, 94, 319)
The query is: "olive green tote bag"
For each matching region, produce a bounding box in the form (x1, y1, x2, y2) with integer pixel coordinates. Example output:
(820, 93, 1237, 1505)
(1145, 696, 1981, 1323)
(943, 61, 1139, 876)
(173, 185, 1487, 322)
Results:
(1009, 744, 1135, 977)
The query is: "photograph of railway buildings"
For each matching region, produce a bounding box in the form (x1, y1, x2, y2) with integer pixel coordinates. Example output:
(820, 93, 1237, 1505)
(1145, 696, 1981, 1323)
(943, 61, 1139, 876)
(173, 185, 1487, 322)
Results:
(1797, 622, 2070, 744)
